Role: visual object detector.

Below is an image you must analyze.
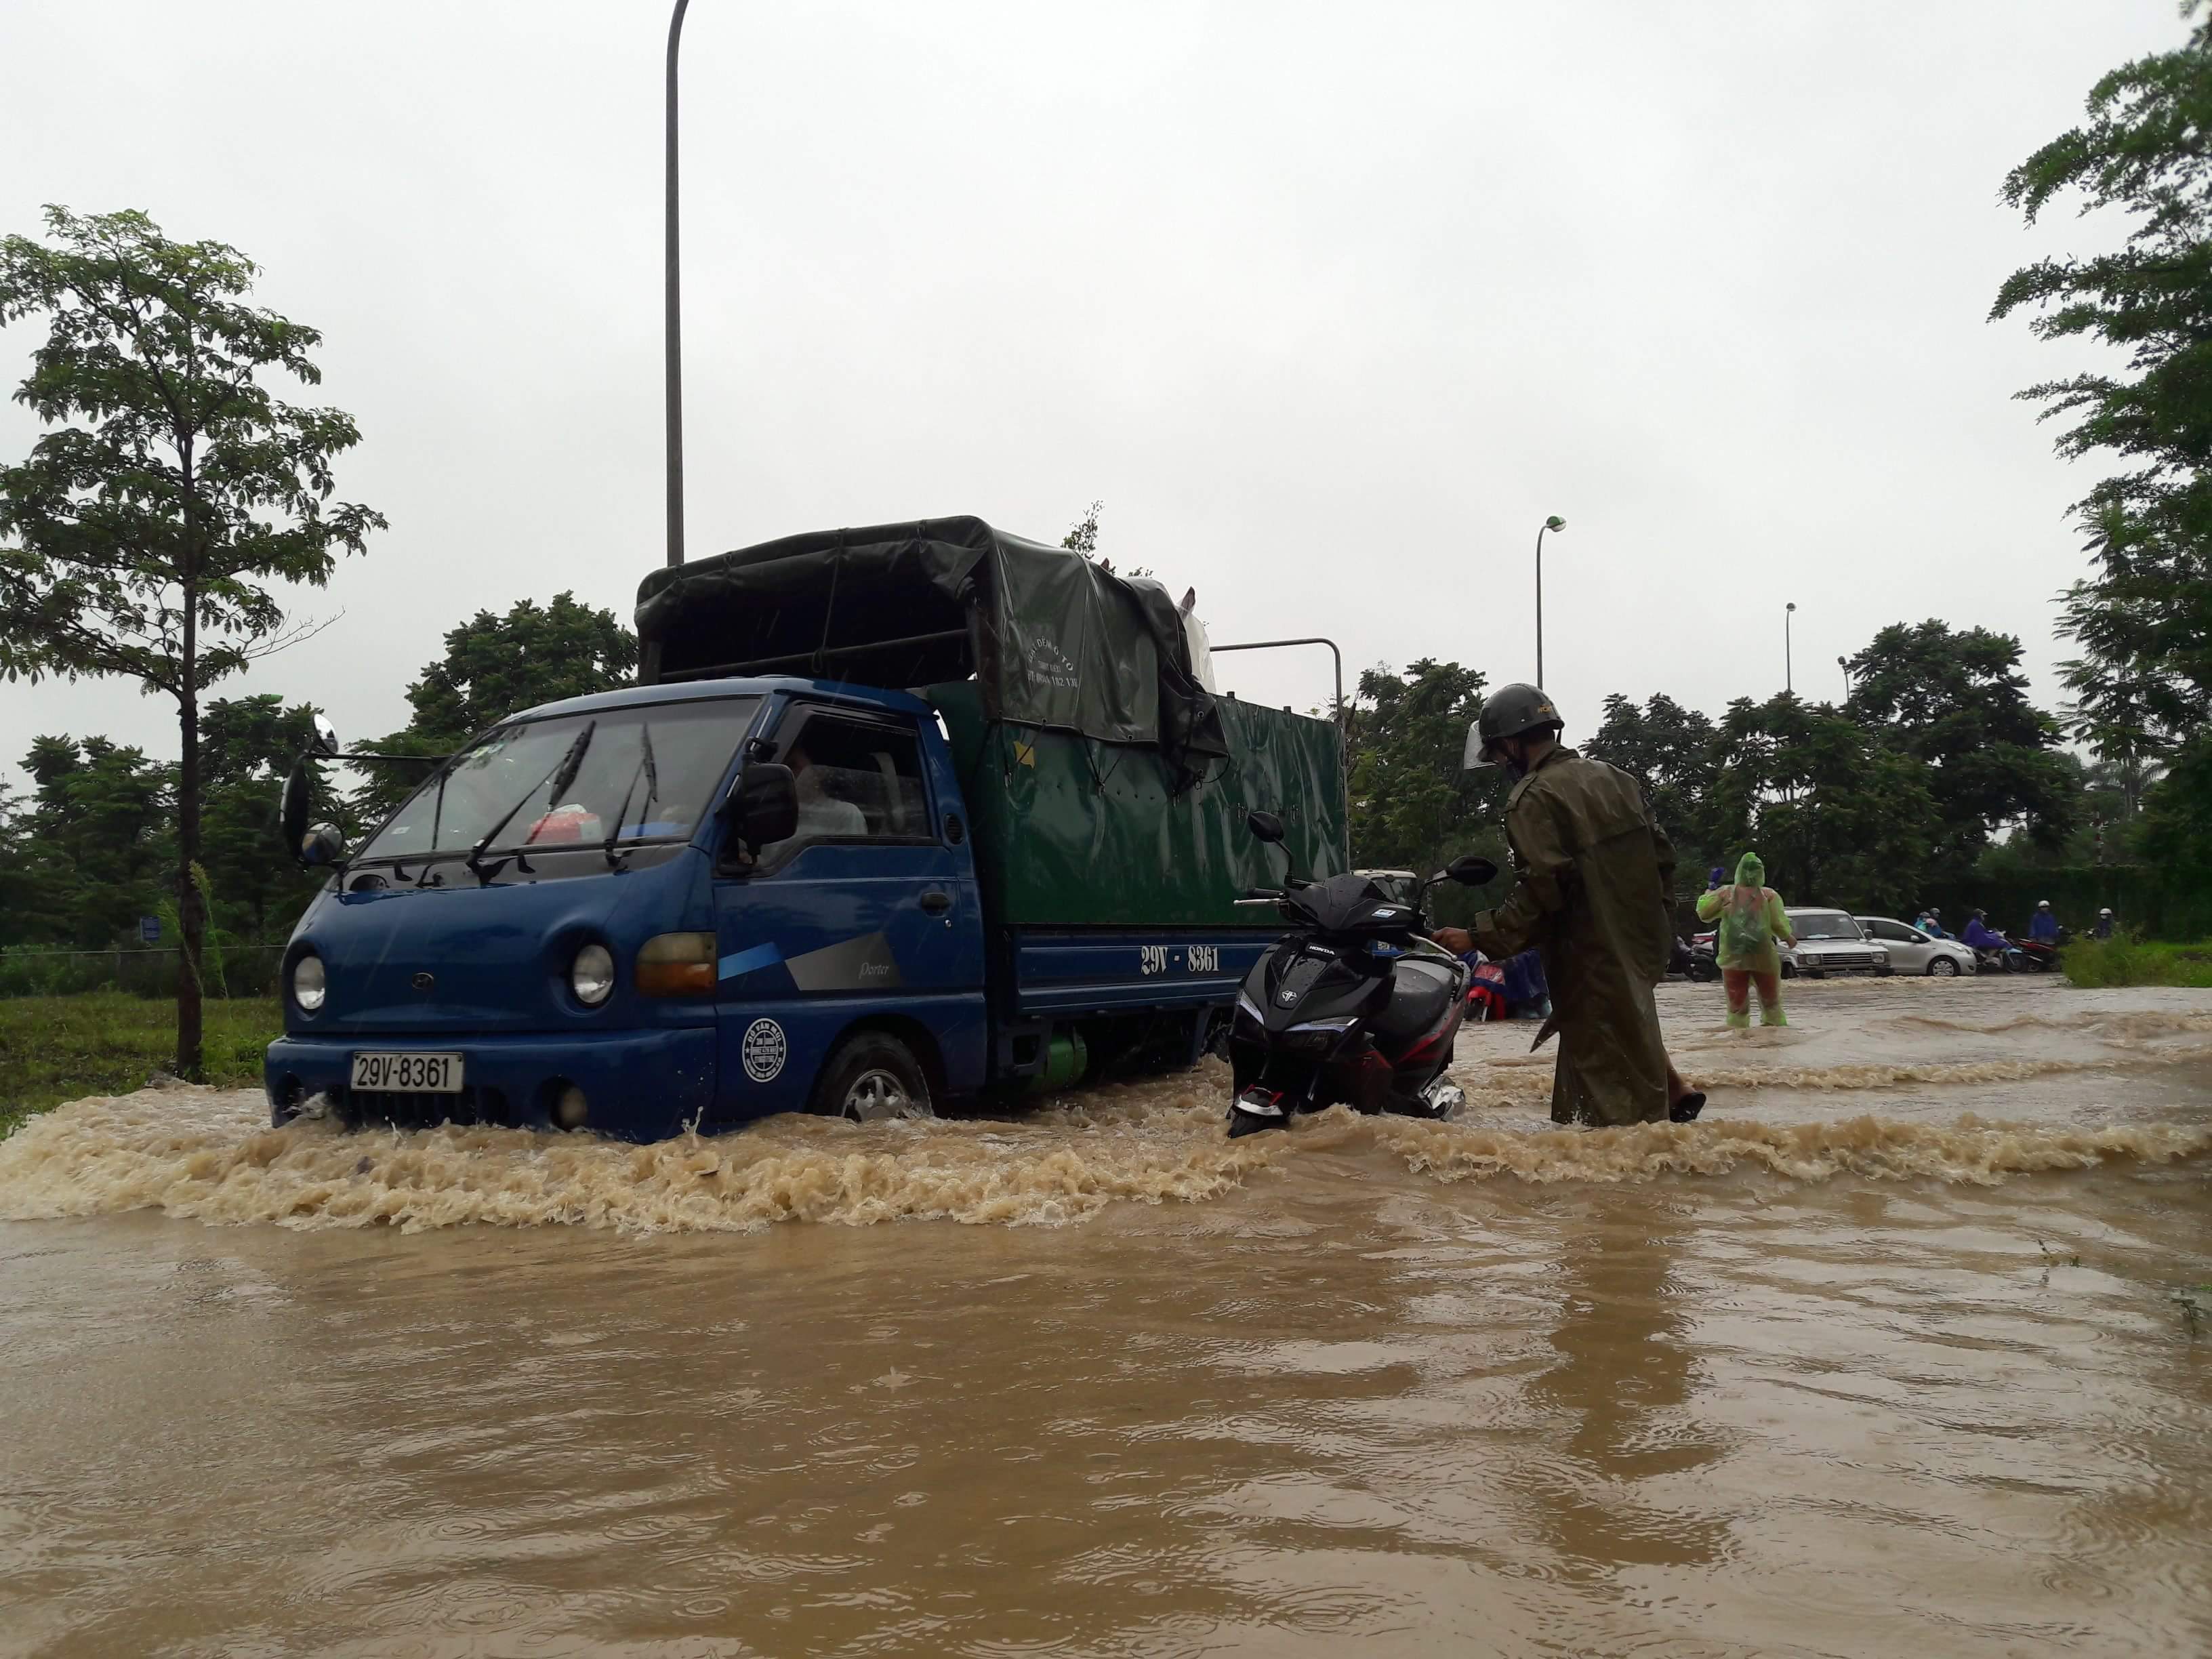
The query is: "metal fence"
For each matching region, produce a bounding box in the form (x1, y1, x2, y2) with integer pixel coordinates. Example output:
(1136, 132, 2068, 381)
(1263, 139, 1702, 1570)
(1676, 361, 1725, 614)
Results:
(0, 945, 288, 1000)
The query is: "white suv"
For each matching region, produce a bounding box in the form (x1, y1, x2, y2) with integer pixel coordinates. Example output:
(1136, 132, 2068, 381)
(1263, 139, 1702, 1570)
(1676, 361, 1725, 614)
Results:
(1784, 909, 1893, 978)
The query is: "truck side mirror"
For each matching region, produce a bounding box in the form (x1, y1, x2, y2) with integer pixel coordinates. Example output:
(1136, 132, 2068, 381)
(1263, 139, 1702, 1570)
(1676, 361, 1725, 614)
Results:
(301, 823, 348, 866)
(1246, 810, 1285, 844)
(310, 713, 340, 757)
(1446, 855, 1497, 886)
(729, 763, 798, 852)
(279, 760, 312, 856)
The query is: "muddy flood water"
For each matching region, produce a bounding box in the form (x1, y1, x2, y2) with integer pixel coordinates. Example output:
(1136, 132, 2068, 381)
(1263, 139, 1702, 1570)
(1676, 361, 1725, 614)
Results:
(2, 977, 2209, 1658)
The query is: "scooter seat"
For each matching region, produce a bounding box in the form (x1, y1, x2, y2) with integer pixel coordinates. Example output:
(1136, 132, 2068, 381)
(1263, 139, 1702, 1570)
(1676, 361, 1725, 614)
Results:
(1369, 957, 1458, 1046)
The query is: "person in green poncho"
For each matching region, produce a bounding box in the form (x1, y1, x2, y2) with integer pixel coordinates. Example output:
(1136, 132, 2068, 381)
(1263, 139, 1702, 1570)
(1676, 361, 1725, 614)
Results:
(1695, 852, 1795, 1029)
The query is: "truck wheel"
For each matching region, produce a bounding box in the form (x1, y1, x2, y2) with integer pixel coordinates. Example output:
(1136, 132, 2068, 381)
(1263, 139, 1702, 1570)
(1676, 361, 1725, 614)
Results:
(813, 1033, 936, 1123)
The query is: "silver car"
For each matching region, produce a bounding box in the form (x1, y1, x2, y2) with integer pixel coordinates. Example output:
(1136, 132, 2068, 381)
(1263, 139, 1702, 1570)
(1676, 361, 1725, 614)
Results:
(1784, 909, 1893, 977)
(1856, 916, 1978, 977)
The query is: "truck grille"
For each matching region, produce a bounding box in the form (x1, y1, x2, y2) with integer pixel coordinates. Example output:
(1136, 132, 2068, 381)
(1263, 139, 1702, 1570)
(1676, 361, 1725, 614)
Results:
(342, 1086, 512, 1130)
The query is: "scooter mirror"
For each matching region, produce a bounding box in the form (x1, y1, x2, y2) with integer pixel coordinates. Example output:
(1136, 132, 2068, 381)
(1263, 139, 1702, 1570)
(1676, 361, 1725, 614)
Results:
(1446, 855, 1497, 886)
(1246, 810, 1285, 844)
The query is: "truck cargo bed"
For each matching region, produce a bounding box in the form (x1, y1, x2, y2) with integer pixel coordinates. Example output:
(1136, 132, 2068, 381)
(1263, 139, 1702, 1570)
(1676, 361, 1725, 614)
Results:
(1004, 926, 1281, 1019)
(930, 681, 1346, 930)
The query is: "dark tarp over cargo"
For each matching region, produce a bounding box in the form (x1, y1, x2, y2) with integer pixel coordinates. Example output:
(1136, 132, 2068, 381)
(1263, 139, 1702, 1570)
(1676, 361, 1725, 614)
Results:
(928, 681, 1348, 929)
(633, 516, 1229, 779)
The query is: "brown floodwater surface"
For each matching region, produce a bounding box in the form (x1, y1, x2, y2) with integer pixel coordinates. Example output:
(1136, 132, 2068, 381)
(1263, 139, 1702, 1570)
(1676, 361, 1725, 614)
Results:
(2, 978, 2208, 1656)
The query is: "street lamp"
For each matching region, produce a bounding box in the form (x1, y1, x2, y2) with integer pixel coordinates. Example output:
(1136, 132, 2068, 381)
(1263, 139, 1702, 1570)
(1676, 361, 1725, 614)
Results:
(1837, 654, 1849, 699)
(1534, 515, 1565, 684)
(665, 0, 692, 569)
(1785, 602, 1797, 693)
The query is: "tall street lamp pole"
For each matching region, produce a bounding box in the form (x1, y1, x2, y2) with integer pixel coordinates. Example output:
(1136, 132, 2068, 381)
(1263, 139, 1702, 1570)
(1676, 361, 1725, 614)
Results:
(1837, 655, 1850, 699)
(665, 0, 691, 569)
(1785, 601, 1797, 693)
(1534, 515, 1565, 684)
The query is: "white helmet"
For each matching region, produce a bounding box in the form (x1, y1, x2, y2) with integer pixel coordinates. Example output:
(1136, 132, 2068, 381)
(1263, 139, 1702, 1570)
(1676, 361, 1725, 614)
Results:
(2037, 899, 2052, 909)
(2100, 907, 2113, 916)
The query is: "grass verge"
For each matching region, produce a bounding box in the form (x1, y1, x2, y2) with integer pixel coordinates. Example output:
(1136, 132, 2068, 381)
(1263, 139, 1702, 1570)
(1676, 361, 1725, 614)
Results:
(0, 994, 281, 1139)
(2060, 935, 2212, 989)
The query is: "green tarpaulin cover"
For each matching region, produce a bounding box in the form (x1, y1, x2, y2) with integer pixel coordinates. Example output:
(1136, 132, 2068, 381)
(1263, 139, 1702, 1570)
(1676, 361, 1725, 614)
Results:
(635, 516, 1228, 777)
(928, 681, 1349, 928)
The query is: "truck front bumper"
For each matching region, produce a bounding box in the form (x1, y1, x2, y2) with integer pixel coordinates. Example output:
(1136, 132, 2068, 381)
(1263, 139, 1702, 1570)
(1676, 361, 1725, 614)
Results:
(264, 1025, 716, 1143)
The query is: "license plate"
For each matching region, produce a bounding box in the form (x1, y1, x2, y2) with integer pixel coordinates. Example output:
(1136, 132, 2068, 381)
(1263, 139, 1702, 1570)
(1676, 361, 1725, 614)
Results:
(349, 1052, 464, 1093)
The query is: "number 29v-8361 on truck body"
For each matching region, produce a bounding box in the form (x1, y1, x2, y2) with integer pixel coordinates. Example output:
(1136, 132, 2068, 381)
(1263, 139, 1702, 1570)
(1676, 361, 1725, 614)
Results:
(265, 516, 1349, 1139)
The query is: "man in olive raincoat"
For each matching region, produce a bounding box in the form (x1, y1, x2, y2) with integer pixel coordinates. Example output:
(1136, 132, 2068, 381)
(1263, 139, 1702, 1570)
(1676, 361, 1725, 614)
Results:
(1433, 684, 1700, 1128)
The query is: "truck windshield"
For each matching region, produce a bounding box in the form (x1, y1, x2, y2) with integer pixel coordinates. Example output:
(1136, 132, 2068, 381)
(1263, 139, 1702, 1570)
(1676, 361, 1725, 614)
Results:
(355, 697, 760, 863)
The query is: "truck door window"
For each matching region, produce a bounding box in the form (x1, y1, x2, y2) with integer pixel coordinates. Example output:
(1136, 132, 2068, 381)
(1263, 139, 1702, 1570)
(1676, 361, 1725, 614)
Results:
(758, 713, 930, 863)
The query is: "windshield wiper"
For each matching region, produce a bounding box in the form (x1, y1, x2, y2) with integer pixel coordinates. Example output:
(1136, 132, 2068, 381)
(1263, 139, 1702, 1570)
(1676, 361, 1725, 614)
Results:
(602, 722, 659, 869)
(466, 720, 596, 886)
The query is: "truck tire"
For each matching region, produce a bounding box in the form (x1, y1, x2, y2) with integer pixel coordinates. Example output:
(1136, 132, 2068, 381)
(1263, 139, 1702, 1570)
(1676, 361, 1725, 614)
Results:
(813, 1032, 936, 1123)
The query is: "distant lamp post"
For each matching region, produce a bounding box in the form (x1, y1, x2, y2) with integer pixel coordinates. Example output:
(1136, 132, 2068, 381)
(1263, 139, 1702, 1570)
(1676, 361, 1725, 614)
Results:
(1785, 602, 1797, 693)
(1837, 654, 1850, 699)
(1535, 516, 1566, 684)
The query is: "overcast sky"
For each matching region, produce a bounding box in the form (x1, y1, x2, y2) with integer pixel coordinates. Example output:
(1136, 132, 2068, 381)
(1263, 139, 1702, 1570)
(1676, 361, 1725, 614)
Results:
(0, 0, 2184, 794)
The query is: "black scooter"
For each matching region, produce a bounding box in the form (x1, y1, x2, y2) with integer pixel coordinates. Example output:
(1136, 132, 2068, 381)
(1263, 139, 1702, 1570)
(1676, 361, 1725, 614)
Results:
(1226, 811, 1496, 1138)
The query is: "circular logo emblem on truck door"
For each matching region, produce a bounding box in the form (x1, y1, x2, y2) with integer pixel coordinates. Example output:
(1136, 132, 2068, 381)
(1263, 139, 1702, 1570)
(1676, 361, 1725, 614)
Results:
(742, 1019, 787, 1083)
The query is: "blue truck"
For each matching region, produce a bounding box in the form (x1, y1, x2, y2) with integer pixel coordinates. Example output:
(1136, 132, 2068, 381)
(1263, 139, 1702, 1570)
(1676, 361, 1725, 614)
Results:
(265, 517, 1347, 1139)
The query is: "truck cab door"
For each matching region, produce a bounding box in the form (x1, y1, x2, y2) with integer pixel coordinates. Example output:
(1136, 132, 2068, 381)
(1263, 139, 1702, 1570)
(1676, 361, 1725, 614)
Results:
(709, 703, 984, 1122)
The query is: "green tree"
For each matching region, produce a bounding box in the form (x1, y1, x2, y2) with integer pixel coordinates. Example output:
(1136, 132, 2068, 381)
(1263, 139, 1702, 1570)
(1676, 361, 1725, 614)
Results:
(1061, 500, 1103, 555)
(357, 592, 638, 815)
(1993, 8, 2212, 742)
(1345, 660, 1504, 900)
(1, 736, 174, 949)
(1707, 693, 1943, 916)
(197, 694, 342, 943)
(2062, 659, 2172, 817)
(2136, 731, 2212, 916)
(1584, 692, 1721, 870)
(1844, 620, 2078, 877)
(0, 207, 383, 1076)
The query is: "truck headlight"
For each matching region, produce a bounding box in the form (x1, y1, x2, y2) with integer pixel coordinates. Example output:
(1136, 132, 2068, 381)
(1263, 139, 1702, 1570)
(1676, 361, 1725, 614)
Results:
(637, 932, 716, 996)
(571, 943, 615, 1006)
(291, 954, 327, 1012)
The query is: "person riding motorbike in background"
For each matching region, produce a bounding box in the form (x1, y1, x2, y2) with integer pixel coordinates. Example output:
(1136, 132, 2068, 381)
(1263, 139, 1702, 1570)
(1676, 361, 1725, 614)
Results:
(1961, 909, 2006, 954)
(1917, 909, 1950, 939)
(1429, 683, 1703, 1127)
(2030, 900, 2060, 944)
(2095, 907, 2116, 939)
